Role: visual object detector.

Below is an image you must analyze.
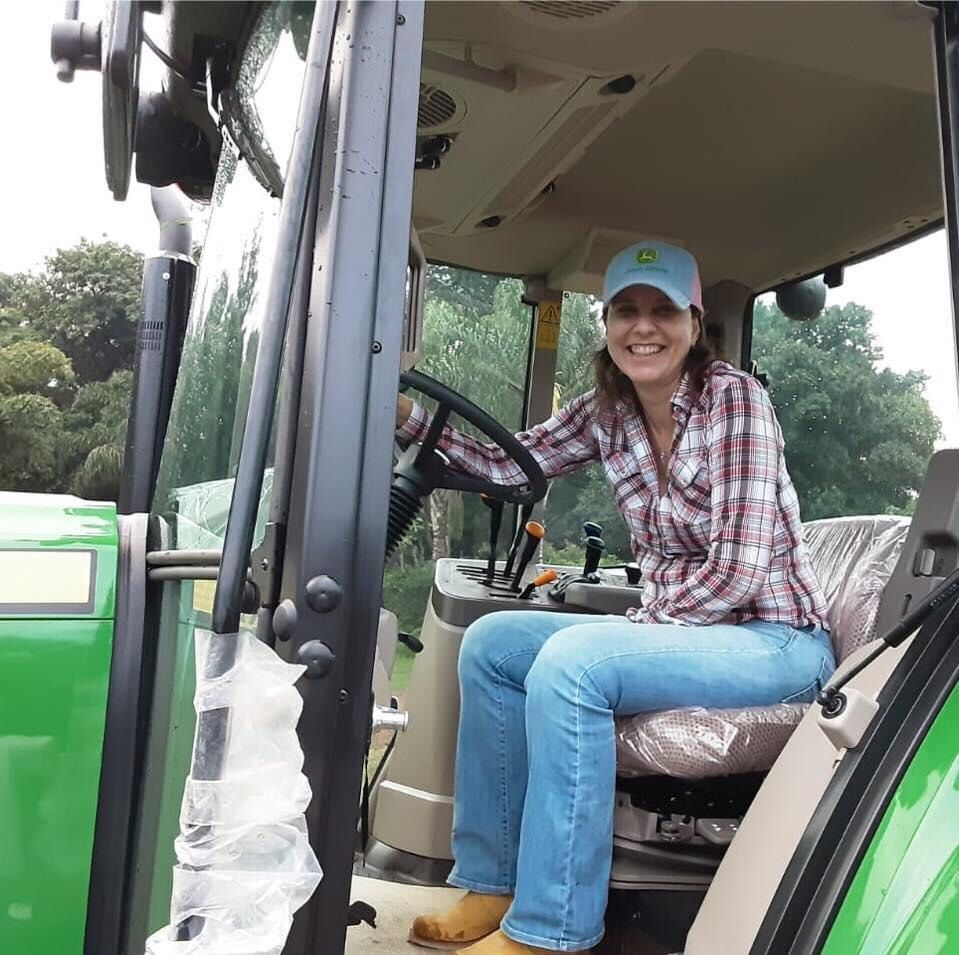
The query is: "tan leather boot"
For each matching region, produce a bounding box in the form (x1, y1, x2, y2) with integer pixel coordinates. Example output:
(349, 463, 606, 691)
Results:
(409, 892, 513, 950)
(455, 928, 585, 954)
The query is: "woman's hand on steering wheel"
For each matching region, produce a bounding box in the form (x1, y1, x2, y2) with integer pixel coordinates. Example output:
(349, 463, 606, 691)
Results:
(396, 393, 414, 429)
(395, 370, 548, 507)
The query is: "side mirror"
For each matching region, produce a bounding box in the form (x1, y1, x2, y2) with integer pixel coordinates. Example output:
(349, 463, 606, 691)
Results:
(776, 277, 827, 321)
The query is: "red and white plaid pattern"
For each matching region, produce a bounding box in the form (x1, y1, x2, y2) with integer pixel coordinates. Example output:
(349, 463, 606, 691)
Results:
(398, 362, 828, 629)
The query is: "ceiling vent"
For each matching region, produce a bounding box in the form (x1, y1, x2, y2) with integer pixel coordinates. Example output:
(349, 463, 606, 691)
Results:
(418, 84, 462, 130)
(518, 1, 621, 21)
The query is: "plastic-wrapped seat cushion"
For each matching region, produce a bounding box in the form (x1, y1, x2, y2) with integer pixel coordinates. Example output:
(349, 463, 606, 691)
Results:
(801, 514, 909, 662)
(615, 703, 807, 779)
(614, 514, 909, 779)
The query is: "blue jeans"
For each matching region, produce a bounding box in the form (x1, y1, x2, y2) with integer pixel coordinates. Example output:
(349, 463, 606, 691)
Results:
(449, 611, 835, 951)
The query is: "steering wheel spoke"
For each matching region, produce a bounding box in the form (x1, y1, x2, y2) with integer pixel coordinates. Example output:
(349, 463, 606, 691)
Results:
(414, 402, 452, 464)
(436, 471, 530, 503)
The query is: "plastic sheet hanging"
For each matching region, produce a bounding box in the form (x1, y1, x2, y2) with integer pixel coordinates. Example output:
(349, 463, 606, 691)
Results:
(145, 629, 322, 955)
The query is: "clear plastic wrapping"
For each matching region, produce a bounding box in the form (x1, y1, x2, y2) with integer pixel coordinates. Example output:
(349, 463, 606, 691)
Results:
(615, 703, 807, 779)
(145, 629, 322, 955)
(802, 514, 909, 661)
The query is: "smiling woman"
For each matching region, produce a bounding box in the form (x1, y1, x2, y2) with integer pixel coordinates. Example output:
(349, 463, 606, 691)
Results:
(396, 239, 832, 955)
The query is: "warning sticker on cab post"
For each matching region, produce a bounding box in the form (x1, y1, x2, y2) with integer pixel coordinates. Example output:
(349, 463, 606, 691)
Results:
(535, 301, 562, 350)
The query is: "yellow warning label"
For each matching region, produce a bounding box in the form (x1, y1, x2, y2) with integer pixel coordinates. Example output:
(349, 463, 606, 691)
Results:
(193, 579, 216, 615)
(535, 301, 562, 351)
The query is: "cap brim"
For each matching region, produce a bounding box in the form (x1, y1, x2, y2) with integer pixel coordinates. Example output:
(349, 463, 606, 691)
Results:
(604, 276, 692, 311)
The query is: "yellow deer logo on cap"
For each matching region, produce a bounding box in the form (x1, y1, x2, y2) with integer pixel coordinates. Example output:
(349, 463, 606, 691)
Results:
(636, 248, 660, 264)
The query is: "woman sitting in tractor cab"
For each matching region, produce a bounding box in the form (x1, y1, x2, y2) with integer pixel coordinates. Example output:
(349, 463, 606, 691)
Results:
(394, 241, 835, 955)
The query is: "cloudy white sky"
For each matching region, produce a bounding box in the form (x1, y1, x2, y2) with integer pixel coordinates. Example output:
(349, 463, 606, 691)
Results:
(5, 4, 169, 273)
(5, 3, 959, 445)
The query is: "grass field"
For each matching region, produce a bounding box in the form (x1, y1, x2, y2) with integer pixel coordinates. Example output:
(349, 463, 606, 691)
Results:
(391, 644, 415, 697)
(369, 644, 417, 775)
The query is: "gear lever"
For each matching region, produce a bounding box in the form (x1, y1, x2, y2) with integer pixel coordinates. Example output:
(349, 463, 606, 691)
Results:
(481, 495, 504, 585)
(583, 535, 606, 579)
(504, 502, 534, 578)
(510, 521, 545, 591)
(583, 520, 603, 540)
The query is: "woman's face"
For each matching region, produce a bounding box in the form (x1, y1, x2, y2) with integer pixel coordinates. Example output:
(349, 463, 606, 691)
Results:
(605, 284, 700, 397)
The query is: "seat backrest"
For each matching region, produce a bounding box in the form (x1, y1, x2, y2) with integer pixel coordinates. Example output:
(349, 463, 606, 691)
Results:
(803, 515, 909, 662)
(803, 449, 959, 662)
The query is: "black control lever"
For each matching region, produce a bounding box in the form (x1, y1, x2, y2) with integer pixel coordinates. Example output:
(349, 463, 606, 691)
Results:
(583, 520, 603, 539)
(583, 535, 606, 579)
(504, 502, 534, 578)
(510, 521, 545, 591)
(481, 495, 505, 585)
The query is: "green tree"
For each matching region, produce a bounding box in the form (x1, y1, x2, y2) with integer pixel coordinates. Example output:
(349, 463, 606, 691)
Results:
(0, 340, 75, 491)
(426, 265, 503, 320)
(0, 273, 32, 347)
(0, 340, 74, 401)
(154, 242, 258, 505)
(0, 241, 142, 498)
(752, 300, 940, 519)
(411, 278, 612, 562)
(417, 276, 530, 557)
(64, 370, 134, 500)
(16, 240, 143, 384)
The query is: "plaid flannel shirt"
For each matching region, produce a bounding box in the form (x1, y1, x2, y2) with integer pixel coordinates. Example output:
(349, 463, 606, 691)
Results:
(397, 361, 828, 629)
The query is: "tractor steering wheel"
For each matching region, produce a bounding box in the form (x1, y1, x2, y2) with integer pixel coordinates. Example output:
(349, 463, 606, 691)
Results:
(386, 370, 548, 556)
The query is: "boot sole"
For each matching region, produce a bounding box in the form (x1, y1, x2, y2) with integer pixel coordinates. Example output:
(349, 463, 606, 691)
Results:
(407, 928, 495, 950)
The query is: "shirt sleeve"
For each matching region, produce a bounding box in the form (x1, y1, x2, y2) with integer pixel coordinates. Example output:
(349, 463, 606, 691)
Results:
(644, 375, 782, 625)
(395, 390, 600, 484)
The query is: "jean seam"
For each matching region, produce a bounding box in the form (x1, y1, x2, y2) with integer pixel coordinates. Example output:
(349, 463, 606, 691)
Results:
(494, 669, 510, 886)
(492, 647, 541, 674)
(491, 647, 538, 888)
(557, 665, 596, 946)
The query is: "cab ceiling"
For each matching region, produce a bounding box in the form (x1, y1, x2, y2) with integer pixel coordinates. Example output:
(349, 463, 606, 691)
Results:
(416, 0, 942, 294)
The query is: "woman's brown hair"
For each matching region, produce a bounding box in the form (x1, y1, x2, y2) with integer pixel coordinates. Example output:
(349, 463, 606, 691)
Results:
(592, 307, 717, 417)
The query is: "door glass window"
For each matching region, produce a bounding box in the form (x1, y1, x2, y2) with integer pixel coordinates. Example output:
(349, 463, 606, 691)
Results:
(152, 4, 310, 550)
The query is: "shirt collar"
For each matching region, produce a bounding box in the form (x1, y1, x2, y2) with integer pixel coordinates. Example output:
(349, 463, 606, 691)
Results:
(610, 370, 698, 423)
(670, 372, 696, 420)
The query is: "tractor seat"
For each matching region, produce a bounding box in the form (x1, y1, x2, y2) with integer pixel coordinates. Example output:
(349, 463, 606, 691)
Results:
(614, 515, 910, 780)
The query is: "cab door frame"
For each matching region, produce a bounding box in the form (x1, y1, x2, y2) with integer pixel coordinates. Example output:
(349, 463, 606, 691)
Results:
(270, 4, 424, 952)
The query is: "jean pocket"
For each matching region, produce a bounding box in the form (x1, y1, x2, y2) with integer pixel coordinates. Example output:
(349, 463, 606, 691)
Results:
(781, 654, 832, 705)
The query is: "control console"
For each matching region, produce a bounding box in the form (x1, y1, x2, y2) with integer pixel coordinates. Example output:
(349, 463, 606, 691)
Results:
(431, 558, 643, 629)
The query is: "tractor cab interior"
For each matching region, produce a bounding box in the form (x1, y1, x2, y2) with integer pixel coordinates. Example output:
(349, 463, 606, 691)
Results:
(42, 1, 959, 954)
(355, 3, 959, 950)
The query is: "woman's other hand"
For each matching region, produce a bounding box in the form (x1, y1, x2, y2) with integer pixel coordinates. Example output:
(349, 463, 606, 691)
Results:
(396, 393, 414, 429)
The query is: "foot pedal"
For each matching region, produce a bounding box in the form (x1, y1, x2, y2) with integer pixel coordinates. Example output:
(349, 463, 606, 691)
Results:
(347, 900, 377, 929)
